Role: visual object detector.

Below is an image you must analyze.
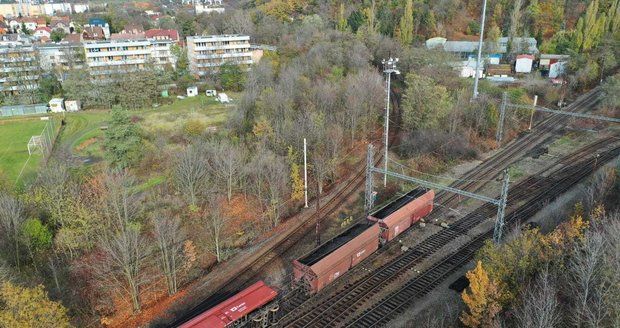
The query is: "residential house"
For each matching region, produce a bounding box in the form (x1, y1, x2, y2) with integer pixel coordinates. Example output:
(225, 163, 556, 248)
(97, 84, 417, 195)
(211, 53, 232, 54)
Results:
(186, 34, 252, 77)
(9, 16, 46, 33)
(195, 0, 225, 14)
(82, 26, 106, 41)
(86, 18, 110, 39)
(122, 23, 145, 35)
(34, 27, 51, 39)
(50, 16, 74, 34)
(145, 29, 180, 42)
(61, 33, 82, 43)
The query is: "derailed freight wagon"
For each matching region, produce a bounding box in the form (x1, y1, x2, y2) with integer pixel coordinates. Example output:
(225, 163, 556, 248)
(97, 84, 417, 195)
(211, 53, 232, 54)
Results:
(368, 188, 435, 243)
(293, 222, 380, 294)
(178, 281, 278, 328)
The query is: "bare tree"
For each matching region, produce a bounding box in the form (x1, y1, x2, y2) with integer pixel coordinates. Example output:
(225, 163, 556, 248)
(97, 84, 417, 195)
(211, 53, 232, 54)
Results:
(515, 266, 563, 328)
(152, 214, 185, 295)
(92, 171, 148, 313)
(97, 223, 148, 313)
(206, 140, 247, 202)
(203, 199, 228, 263)
(0, 193, 25, 267)
(343, 69, 384, 143)
(173, 144, 210, 206)
(567, 231, 608, 327)
(247, 147, 289, 227)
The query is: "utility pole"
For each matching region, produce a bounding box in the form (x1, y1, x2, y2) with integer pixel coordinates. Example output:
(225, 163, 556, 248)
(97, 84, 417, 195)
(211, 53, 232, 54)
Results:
(496, 92, 508, 146)
(365, 144, 375, 217)
(528, 95, 538, 130)
(382, 58, 400, 187)
(304, 138, 308, 208)
(493, 169, 510, 243)
(472, 0, 488, 100)
(315, 180, 321, 246)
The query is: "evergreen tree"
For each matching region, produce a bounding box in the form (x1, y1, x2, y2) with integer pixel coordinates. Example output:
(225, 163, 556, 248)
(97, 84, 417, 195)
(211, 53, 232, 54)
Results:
(104, 108, 142, 169)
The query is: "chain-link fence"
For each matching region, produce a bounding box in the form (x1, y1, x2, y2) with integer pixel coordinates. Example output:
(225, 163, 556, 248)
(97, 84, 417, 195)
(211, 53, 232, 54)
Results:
(0, 103, 48, 117)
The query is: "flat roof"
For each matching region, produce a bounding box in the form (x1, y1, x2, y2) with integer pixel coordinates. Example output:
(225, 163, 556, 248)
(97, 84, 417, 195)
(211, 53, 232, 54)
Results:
(298, 222, 372, 266)
(371, 188, 427, 219)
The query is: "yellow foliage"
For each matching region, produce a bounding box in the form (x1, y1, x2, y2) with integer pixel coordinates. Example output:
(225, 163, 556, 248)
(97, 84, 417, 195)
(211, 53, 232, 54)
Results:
(290, 162, 304, 201)
(252, 119, 274, 139)
(460, 261, 502, 328)
(0, 282, 72, 328)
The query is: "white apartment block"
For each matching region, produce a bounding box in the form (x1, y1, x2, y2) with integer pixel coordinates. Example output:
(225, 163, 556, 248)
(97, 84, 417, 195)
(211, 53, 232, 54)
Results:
(83, 39, 176, 77)
(37, 43, 84, 81)
(0, 43, 40, 94)
(186, 34, 252, 77)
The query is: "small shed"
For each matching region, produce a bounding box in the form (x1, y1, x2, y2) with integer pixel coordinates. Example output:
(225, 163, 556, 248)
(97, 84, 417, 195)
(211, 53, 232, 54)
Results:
(187, 86, 198, 97)
(515, 54, 534, 73)
(65, 100, 81, 112)
(217, 93, 230, 103)
(206, 89, 217, 97)
(49, 98, 65, 112)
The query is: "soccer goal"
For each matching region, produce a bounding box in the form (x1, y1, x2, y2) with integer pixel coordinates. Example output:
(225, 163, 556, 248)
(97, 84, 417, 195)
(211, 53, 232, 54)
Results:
(27, 135, 43, 155)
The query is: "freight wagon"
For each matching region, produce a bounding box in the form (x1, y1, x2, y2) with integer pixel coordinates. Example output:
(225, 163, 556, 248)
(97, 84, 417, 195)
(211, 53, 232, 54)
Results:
(368, 188, 434, 243)
(293, 222, 380, 294)
(293, 188, 434, 294)
(178, 281, 278, 328)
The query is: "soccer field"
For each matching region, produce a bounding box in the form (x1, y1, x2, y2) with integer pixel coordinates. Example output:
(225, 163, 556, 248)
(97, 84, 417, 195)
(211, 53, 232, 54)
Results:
(0, 117, 50, 185)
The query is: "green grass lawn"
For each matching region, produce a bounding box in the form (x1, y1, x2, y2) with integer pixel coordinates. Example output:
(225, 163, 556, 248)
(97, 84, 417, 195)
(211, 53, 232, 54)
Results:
(59, 94, 236, 158)
(0, 117, 52, 185)
(0, 95, 236, 189)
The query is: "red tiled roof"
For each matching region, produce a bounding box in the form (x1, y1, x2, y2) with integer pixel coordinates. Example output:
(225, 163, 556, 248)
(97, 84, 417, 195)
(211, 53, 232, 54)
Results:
(36, 26, 52, 33)
(145, 29, 179, 41)
(516, 54, 535, 60)
(62, 33, 82, 43)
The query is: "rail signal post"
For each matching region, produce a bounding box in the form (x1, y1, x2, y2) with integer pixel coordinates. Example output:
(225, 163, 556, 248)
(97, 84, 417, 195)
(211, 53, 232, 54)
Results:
(365, 144, 511, 244)
(382, 58, 400, 187)
(496, 91, 620, 145)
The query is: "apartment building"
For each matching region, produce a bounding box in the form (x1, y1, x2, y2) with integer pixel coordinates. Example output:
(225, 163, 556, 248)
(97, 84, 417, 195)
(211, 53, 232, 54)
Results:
(84, 39, 152, 76)
(37, 43, 84, 81)
(83, 38, 176, 76)
(0, 42, 40, 94)
(186, 34, 252, 77)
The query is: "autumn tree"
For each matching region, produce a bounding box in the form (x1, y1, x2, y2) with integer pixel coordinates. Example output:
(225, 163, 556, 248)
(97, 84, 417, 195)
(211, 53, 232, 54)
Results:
(460, 261, 502, 328)
(397, 0, 414, 45)
(336, 3, 349, 32)
(401, 73, 453, 131)
(0, 281, 72, 328)
(575, 0, 607, 51)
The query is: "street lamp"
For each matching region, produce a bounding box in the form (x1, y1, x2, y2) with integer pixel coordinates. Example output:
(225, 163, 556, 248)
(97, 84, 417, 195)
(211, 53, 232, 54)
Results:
(382, 57, 400, 187)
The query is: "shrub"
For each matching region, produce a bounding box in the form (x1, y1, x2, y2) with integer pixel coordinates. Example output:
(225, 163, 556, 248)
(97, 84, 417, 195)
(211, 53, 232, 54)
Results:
(183, 119, 206, 137)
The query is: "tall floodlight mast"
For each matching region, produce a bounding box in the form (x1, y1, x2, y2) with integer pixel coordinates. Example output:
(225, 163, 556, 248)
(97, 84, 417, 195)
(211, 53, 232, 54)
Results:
(382, 58, 400, 187)
(472, 0, 488, 100)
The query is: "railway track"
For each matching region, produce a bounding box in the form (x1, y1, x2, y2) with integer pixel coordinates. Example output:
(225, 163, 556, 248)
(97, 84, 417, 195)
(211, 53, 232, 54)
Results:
(345, 143, 619, 327)
(436, 87, 602, 208)
(275, 135, 619, 328)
